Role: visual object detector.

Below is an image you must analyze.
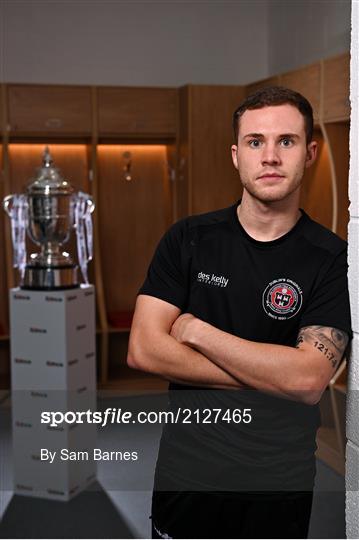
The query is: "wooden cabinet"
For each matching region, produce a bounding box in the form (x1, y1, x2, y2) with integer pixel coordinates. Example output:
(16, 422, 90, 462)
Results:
(7, 143, 91, 194)
(177, 85, 245, 217)
(0, 90, 11, 390)
(246, 76, 281, 97)
(322, 122, 350, 240)
(322, 53, 350, 122)
(7, 85, 93, 137)
(97, 87, 177, 137)
(299, 127, 333, 231)
(245, 55, 350, 242)
(96, 143, 173, 386)
(281, 62, 321, 122)
(0, 141, 10, 389)
(0, 145, 8, 338)
(0, 85, 4, 134)
(97, 144, 172, 314)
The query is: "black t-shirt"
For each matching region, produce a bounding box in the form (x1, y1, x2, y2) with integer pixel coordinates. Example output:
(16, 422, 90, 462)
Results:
(139, 202, 352, 492)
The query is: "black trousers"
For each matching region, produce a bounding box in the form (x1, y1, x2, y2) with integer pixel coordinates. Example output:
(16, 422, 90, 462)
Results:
(151, 490, 313, 539)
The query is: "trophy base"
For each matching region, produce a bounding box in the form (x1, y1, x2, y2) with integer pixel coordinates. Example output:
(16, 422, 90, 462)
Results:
(21, 265, 79, 290)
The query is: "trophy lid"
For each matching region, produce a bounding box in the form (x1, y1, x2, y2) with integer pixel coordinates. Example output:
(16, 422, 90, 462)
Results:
(27, 147, 74, 196)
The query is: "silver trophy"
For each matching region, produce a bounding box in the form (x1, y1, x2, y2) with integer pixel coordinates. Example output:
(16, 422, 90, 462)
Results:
(3, 147, 95, 289)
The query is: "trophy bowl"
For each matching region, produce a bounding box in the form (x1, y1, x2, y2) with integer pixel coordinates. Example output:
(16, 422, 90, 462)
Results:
(26, 192, 75, 271)
(27, 195, 73, 248)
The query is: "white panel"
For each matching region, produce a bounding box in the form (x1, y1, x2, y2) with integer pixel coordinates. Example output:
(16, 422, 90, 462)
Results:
(10, 286, 97, 500)
(348, 220, 359, 333)
(65, 287, 96, 391)
(346, 440, 359, 539)
(347, 333, 359, 445)
(12, 423, 97, 502)
(347, 2, 359, 537)
(350, 0, 359, 213)
(349, 93, 359, 217)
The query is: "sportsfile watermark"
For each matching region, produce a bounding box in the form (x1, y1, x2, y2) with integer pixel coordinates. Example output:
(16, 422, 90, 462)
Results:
(3, 389, 340, 492)
(41, 407, 253, 427)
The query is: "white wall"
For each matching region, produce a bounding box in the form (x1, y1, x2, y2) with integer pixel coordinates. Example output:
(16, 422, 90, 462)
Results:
(346, 2, 359, 537)
(267, 0, 351, 75)
(0, 0, 269, 86)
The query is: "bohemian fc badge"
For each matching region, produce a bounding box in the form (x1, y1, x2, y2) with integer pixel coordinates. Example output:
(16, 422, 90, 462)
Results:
(262, 278, 303, 320)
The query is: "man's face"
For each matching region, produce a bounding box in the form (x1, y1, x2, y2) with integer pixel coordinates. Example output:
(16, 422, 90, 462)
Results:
(231, 104, 317, 204)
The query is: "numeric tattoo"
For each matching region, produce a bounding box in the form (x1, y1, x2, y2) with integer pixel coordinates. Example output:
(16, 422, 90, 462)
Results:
(295, 325, 348, 369)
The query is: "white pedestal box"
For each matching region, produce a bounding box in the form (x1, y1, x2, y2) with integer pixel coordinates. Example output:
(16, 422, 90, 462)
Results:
(10, 285, 97, 501)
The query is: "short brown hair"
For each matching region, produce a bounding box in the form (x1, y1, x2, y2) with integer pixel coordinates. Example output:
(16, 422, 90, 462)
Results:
(233, 86, 314, 144)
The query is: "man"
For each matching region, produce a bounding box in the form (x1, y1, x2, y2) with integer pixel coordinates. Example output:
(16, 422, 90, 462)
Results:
(127, 87, 352, 539)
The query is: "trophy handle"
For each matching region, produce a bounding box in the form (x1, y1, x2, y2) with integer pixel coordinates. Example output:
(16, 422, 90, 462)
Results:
(2, 194, 28, 280)
(84, 197, 94, 262)
(73, 192, 95, 284)
(3, 194, 16, 217)
(86, 198, 95, 215)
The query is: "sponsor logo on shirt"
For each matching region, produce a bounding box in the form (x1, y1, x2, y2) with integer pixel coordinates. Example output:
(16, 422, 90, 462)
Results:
(262, 278, 302, 320)
(197, 271, 229, 288)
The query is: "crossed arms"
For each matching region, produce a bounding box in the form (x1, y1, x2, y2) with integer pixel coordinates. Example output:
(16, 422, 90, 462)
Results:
(127, 294, 348, 405)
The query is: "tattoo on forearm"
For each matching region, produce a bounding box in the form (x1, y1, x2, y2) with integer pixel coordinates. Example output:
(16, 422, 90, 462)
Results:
(295, 325, 348, 368)
(330, 328, 346, 350)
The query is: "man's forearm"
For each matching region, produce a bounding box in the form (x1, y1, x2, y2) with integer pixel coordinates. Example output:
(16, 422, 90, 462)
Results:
(172, 316, 321, 402)
(127, 329, 245, 389)
(190, 322, 305, 399)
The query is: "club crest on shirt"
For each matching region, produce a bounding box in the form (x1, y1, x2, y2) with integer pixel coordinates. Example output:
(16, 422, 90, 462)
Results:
(262, 278, 303, 320)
